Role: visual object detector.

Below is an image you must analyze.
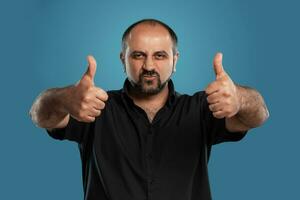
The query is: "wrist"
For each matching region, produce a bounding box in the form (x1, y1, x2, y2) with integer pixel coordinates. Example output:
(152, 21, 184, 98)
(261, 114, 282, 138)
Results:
(235, 85, 244, 116)
(57, 85, 76, 115)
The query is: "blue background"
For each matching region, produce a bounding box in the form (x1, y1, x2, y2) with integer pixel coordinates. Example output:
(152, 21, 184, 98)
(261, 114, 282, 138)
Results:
(1, 0, 299, 199)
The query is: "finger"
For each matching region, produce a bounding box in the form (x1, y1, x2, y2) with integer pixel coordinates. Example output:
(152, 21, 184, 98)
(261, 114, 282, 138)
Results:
(208, 102, 223, 112)
(91, 99, 105, 110)
(207, 92, 222, 104)
(213, 52, 224, 77)
(84, 55, 97, 81)
(212, 110, 226, 119)
(85, 108, 101, 118)
(94, 87, 109, 101)
(205, 81, 220, 95)
(90, 108, 101, 117)
(75, 115, 96, 123)
(85, 115, 96, 122)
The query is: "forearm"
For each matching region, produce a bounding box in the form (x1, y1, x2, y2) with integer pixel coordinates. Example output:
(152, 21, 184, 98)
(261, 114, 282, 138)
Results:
(29, 86, 73, 129)
(232, 85, 269, 129)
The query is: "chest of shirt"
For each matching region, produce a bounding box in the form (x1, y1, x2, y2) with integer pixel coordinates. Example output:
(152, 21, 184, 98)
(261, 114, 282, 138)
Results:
(91, 98, 205, 173)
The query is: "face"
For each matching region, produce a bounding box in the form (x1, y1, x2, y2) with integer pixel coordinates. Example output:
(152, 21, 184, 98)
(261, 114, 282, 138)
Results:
(120, 24, 179, 95)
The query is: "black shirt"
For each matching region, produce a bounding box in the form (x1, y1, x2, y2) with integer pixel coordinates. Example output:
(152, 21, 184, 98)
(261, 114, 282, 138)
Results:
(47, 79, 247, 200)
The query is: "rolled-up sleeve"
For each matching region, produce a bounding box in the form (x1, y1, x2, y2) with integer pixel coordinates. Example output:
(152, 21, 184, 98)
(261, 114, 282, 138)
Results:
(46, 116, 92, 144)
(199, 92, 248, 145)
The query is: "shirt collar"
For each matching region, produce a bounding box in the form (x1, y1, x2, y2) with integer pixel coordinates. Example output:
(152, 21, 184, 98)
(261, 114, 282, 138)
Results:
(121, 78, 177, 107)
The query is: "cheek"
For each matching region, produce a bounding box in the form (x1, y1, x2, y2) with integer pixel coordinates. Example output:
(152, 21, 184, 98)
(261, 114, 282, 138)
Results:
(126, 60, 142, 76)
(158, 60, 174, 78)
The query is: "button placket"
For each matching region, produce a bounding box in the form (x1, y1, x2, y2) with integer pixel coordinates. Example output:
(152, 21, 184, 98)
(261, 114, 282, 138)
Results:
(146, 124, 155, 198)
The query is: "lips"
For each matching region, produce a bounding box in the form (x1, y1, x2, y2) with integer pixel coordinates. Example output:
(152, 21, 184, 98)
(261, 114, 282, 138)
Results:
(142, 75, 157, 80)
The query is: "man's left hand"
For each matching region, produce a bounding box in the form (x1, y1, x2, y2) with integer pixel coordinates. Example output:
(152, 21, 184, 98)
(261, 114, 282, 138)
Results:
(205, 53, 241, 119)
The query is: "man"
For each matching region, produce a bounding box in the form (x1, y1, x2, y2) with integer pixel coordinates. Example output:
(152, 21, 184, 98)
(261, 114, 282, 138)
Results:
(30, 19, 269, 200)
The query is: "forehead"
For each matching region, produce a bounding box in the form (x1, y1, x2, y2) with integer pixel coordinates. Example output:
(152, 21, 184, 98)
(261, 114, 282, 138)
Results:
(126, 24, 173, 51)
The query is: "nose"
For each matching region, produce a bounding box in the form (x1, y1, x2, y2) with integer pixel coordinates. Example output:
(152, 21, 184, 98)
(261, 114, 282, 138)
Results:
(143, 57, 155, 71)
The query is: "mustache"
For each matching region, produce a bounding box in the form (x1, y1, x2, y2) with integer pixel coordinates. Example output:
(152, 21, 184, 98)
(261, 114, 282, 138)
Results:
(140, 70, 159, 77)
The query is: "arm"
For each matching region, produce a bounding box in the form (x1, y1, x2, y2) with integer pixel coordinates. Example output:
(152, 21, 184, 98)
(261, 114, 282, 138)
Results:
(29, 87, 72, 129)
(225, 85, 269, 132)
(29, 55, 108, 130)
(205, 53, 269, 132)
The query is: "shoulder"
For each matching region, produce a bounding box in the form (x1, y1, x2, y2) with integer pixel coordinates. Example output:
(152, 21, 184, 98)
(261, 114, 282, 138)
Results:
(104, 89, 126, 110)
(107, 89, 123, 98)
(171, 90, 209, 116)
(176, 90, 207, 104)
(106, 89, 123, 102)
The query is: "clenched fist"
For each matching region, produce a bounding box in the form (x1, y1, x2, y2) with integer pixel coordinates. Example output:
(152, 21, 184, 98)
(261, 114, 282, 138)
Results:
(205, 53, 241, 119)
(65, 55, 108, 122)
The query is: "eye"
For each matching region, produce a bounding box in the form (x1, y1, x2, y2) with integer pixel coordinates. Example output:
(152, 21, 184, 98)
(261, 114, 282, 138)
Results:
(131, 52, 144, 59)
(155, 52, 167, 60)
(154, 52, 168, 60)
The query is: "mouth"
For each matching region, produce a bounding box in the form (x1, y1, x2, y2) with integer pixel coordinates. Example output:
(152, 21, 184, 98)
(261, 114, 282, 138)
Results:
(142, 75, 157, 81)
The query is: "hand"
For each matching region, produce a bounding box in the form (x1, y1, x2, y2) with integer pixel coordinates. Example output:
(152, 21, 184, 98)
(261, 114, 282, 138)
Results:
(65, 55, 108, 122)
(205, 53, 240, 119)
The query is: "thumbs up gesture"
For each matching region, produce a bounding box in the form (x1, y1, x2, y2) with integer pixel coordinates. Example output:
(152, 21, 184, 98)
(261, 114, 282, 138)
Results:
(65, 55, 108, 122)
(205, 53, 240, 119)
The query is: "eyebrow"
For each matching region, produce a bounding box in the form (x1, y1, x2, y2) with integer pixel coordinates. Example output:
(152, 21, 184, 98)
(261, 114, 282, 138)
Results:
(130, 50, 169, 55)
(130, 51, 146, 55)
(154, 51, 169, 55)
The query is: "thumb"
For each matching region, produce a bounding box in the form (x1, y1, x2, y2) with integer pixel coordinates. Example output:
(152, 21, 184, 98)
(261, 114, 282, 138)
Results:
(213, 52, 224, 78)
(84, 55, 97, 82)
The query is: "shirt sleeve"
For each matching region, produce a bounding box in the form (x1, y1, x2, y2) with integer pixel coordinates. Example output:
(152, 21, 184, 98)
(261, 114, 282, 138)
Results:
(46, 116, 92, 144)
(199, 92, 248, 146)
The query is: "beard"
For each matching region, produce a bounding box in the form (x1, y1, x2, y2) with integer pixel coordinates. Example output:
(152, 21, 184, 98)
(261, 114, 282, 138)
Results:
(129, 69, 170, 95)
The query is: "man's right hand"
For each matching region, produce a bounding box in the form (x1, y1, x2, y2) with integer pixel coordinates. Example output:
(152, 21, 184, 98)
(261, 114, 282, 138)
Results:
(66, 55, 108, 122)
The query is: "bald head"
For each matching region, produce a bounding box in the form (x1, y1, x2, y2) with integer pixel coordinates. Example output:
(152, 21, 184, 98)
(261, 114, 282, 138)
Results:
(121, 19, 178, 54)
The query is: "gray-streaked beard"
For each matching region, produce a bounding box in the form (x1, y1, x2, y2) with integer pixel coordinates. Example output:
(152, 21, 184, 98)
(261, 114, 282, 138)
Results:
(129, 71, 170, 95)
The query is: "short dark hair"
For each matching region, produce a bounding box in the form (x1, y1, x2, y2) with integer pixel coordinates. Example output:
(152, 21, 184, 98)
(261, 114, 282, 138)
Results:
(121, 19, 178, 54)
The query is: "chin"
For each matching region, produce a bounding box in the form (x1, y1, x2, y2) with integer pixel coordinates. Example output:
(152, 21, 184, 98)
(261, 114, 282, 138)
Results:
(141, 82, 166, 95)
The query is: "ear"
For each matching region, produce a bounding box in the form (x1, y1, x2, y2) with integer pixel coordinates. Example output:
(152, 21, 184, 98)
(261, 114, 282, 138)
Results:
(120, 52, 126, 72)
(120, 52, 125, 65)
(173, 51, 179, 72)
